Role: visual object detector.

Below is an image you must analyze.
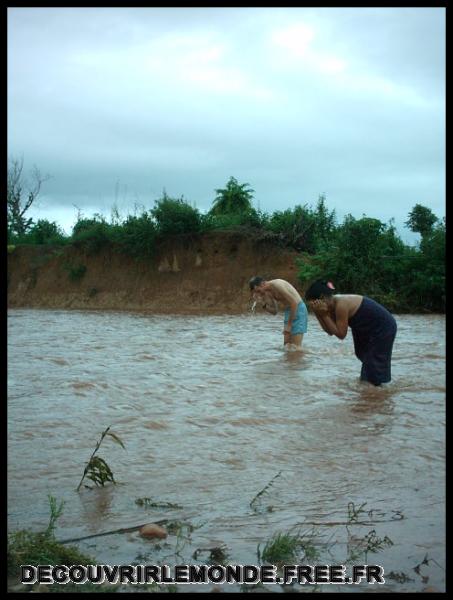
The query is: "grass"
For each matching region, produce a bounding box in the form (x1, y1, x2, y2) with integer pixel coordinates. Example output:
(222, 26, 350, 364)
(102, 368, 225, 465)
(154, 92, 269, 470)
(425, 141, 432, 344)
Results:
(7, 495, 95, 581)
(258, 528, 320, 565)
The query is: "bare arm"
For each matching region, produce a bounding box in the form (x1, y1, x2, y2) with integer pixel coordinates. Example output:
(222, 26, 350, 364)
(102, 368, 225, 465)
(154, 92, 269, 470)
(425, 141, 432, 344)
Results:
(262, 293, 278, 315)
(320, 303, 349, 339)
(315, 312, 333, 335)
(310, 299, 348, 339)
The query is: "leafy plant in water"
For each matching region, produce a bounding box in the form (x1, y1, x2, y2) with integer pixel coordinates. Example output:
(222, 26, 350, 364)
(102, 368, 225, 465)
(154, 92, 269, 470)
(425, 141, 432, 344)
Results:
(347, 501, 368, 524)
(45, 494, 65, 538)
(344, 502, 394, 564)
(363, 529, 394, 562)
(77, 426, 125, 491)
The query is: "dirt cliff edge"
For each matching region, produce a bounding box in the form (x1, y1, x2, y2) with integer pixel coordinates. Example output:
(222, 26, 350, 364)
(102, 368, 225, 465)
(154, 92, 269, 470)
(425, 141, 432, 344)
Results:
(7, 231, 304, 314)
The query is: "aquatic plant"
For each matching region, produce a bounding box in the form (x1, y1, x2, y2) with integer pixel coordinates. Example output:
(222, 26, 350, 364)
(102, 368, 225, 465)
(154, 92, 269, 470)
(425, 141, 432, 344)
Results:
(77, 426, 125, 491)
(258, 528, 319, 565)
(344, 502, 394, 564)
(347, 501, 368, 523)
(250, 470, 282, 513)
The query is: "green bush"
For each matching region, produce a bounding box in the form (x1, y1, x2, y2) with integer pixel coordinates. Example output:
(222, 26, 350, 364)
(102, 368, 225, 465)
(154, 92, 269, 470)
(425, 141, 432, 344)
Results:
(266, 205, 315, 250)
(297, 211, 445, 313)
(151, 194, 202, 235)
(264, 196, 336, 253)
(71, 215, 117, 254)
(201, 207, 267, 231)
(115, 212, 157, 258)
(9, 219, 68, 246)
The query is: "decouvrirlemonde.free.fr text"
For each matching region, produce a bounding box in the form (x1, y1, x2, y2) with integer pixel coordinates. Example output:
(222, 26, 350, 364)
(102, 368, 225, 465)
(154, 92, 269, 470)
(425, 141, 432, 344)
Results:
(22, 564, 385, 585)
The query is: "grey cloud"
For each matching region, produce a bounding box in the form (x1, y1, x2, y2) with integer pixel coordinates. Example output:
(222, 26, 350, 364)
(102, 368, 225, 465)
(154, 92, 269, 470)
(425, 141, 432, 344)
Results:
(8, 7, 445, 243)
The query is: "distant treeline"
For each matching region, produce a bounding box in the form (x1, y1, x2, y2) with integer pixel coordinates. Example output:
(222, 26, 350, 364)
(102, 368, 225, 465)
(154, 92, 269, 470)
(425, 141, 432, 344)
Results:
(7, 176, 445, 313)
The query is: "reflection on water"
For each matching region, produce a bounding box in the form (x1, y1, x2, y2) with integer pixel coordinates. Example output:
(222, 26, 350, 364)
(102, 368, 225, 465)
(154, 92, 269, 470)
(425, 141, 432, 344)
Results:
(8, 309, 445, 592)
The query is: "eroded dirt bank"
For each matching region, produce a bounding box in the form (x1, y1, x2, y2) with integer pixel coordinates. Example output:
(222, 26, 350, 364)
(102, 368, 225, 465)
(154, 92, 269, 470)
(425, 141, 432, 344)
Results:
(7, 231, 303, 314)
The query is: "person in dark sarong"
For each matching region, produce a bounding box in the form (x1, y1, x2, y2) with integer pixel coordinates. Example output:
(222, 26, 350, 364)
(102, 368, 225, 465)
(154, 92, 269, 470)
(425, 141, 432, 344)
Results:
(305, 280, 397, 385)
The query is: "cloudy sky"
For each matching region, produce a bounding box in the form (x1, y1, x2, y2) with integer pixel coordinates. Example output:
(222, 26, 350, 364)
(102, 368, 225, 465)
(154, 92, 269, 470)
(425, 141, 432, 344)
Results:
(8, 7, 445, 243)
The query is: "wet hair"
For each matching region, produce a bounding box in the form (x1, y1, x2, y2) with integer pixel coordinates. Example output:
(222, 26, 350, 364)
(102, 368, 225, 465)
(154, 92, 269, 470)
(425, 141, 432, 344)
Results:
(249, 276, 265, 290)
(305, 280, 335, 301)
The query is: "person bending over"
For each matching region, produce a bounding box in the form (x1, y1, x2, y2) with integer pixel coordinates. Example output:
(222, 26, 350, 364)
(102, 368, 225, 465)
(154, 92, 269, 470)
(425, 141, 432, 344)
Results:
(305, 280, 397, 385)
(249, 276, 308, 349)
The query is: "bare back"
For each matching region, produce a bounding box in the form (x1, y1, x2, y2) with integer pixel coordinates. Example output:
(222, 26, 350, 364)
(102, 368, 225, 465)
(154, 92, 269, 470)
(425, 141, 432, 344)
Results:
(267, 279, 302, 308)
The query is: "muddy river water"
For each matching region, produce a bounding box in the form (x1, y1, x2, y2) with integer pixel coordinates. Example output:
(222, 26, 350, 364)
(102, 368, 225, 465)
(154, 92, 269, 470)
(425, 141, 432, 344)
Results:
(8, 309, 445, 593)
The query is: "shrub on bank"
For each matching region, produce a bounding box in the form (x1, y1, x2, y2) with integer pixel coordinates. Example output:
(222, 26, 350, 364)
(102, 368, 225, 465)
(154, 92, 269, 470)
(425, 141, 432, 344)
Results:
(71, 215, 117, 254)
(9, 219, 68, 246)
(114, 212, 158, 258)
(151, 194, 202, 235)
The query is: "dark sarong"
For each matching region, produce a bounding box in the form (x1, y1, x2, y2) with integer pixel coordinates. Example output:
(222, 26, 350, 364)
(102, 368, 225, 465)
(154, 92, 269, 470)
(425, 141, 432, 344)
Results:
(349, 297, 397, 385)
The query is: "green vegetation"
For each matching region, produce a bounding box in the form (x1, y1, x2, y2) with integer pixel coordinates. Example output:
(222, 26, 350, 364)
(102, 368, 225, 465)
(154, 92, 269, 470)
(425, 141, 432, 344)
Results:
(7, 174, 444, 313)
(151, 192, 202, 235)
(210, 176, 255, 215)
(7, 497, 407, 592)
(7, 495, 95, 579)
(258, 529, 320, 565)
(77, 426, 125, 491)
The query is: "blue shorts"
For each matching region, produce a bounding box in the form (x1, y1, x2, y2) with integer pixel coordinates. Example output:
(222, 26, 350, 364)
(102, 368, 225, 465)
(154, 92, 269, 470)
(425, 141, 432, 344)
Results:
(284, 302, 308, 335)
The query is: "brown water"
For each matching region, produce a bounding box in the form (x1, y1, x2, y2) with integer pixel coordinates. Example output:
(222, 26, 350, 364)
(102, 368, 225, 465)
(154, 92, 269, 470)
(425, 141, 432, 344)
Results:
(8, 309, 445, 592)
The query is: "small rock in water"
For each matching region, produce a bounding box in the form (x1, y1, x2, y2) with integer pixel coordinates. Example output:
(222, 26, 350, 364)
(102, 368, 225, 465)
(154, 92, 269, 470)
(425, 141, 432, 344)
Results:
(139, 523, 168, 539)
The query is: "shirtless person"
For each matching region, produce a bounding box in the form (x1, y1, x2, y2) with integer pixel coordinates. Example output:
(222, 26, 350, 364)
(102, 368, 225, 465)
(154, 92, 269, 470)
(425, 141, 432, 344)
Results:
(249, 276, 308, 349)
(305, 280, 397, 385)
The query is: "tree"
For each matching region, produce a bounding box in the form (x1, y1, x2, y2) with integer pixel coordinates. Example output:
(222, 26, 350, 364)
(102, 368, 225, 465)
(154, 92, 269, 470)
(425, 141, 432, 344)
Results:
(210, 176, 255, 215)
(313, 193, 336, 247)
(7, 156, 51, 238)
(405, 204, 438, 238)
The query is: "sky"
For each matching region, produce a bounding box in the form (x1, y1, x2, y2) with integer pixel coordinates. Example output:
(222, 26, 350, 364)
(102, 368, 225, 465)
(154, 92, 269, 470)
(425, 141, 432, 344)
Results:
(7, 6, 445, 244)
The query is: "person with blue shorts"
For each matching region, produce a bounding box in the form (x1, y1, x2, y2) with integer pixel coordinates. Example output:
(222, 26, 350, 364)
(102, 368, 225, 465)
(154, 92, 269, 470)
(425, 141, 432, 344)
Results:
(249, 276, 308, 350)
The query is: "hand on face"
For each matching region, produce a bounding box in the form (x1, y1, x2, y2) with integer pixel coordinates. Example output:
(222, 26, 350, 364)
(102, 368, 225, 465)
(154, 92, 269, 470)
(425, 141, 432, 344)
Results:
(309, 299, 329, 315)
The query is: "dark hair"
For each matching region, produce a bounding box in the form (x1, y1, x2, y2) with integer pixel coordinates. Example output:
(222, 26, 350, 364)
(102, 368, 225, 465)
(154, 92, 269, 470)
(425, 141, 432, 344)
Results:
(249, 276, 265, 290)
(305, 280, 335, 301)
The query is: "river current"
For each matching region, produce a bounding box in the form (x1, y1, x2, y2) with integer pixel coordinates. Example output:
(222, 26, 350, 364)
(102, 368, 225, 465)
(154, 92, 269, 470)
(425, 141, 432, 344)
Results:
(7, 309, 445, 592)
